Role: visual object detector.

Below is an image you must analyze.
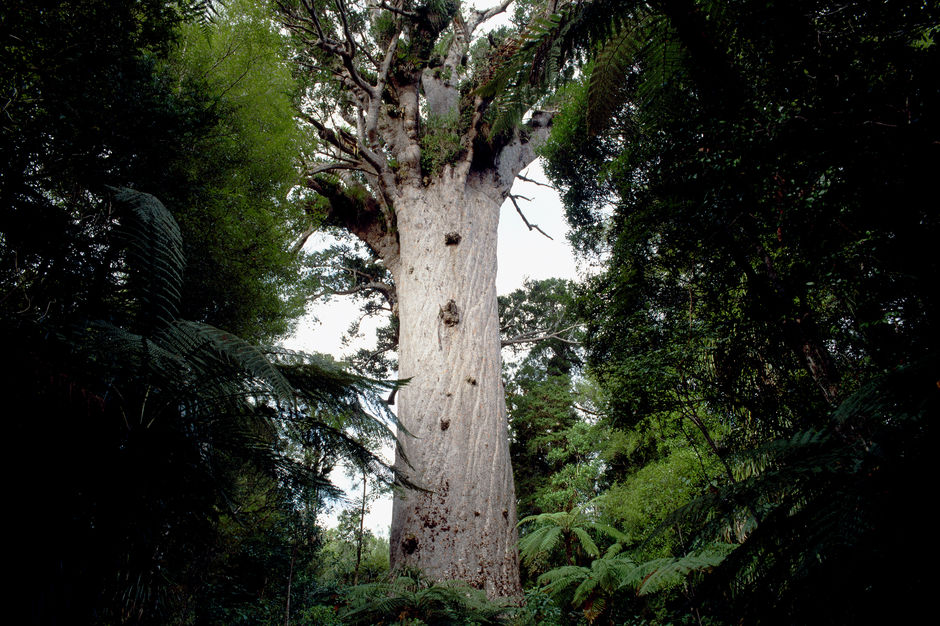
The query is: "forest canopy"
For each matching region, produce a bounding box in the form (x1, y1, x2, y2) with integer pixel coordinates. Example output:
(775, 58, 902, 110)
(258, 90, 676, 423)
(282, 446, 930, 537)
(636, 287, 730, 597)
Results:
(1, 0, 936, 624)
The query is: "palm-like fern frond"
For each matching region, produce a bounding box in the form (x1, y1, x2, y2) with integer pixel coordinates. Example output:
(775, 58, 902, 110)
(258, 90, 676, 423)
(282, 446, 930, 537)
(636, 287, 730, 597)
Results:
(536, 551, 639, 623)
(36, 187, 416, 620)
(479, 0, 642, 135)
(181, 0, 218, 32)
(634, 543, 733, 596)
(518, 501, 621, 568)
(111, 186, 184, 330)
(519, 524, 565, 566)
(342, 571, 508, 625)
(480, 0, 740, 138)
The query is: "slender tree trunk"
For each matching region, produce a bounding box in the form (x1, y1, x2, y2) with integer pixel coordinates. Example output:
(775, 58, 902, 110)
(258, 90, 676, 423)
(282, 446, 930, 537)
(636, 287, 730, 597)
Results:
(389, 170, 522, 598)
(353, 473, 367, 586)
(283, 542, 296, 626)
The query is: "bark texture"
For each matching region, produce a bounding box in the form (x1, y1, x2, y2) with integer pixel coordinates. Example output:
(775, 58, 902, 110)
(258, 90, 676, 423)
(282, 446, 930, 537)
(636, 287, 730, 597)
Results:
(276, 0, 552, 598)
(389, 172, 521, 597)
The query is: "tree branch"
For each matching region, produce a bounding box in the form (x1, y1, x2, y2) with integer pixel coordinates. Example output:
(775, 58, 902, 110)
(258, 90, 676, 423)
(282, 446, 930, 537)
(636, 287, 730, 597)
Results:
(311, 280, 396, 302)
(374, 2, 418, 19)
(366, 30, 401, 145)
(334, 0, 358, 58)
(469, 0, 515, 35)
(501, 323, 582, 347)
(517, 169, 555, 189)
(493, 110, 554, 191)
(286, 0, 377, 103)
(508, 194, 553, 240)
(290, 225, 319, 256)
(305, 161, 367, 177)
(573, 404, 606, 417)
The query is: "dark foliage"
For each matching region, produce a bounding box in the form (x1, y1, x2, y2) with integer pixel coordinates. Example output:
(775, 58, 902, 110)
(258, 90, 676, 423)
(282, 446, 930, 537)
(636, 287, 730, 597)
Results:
(537, 0, 939, 622)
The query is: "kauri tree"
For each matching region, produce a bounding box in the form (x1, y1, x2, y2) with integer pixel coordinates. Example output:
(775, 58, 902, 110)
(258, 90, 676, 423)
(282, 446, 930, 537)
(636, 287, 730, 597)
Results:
(276, 0, 558, 596)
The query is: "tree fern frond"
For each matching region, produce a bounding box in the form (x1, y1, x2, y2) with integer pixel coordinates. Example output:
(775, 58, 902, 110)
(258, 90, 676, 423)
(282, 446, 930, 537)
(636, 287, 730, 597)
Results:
(181, 0, 217, 33)
(165, 320, 296, 404)
(635, 544, 733, 596)
(537, 564, 589, 592)
(572, 526, 600, 558)
(585, 11, 662, 135)
(572, 576, 598, 608)
(519, 525, 563, 566)
(342, 574, 506, 625)
(111, 187, 185, 331)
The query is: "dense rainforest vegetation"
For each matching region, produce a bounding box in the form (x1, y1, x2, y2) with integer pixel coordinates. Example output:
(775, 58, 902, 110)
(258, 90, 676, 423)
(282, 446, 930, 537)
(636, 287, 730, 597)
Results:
(2, 0, 935, 624)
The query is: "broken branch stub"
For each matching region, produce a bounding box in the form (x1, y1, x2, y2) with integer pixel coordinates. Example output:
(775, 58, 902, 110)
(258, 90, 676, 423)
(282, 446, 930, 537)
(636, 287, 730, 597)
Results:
(439, 299, 460, 326)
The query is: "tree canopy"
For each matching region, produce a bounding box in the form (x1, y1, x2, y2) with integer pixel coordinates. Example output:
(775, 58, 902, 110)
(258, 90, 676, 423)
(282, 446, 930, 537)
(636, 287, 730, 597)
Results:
(2, 0, 937, 623)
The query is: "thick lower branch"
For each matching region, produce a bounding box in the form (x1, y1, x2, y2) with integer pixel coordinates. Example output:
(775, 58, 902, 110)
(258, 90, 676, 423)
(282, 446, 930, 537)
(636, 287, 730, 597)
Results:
(306, 176, 400, 268)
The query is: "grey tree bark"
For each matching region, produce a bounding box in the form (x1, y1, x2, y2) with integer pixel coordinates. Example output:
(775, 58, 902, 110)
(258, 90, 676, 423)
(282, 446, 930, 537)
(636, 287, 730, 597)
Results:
(278, 0, 552, 597)
(389, 173, 520, 596)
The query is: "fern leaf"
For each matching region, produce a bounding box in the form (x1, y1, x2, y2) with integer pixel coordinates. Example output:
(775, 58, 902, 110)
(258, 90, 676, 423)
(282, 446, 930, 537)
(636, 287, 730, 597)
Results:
(586, 19, 645, 135)
(111, 187, 184, 331)
(572, 526, 600, 558)
(636, 545, 732, 596)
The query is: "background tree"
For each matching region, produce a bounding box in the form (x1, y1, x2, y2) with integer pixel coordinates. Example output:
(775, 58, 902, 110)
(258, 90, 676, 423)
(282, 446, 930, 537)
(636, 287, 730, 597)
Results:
(1, 2, 409, 621)
(511, 0, 938, 622)
(1, 0, 311, 343)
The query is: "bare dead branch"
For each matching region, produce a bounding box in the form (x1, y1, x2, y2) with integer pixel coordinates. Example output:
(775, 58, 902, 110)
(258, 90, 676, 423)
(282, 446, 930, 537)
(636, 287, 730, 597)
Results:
(501, 323, 582, 347)
(508, 194, 553, 240)
(517, 170, 555, 189)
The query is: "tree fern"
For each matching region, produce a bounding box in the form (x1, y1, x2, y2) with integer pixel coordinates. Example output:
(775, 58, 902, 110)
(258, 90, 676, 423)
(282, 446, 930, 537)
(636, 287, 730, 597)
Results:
(640, 358, 936, 622)
(342, 569, 509, 625)
(15, 187, 414, 622)
(518, 501, 622, 568)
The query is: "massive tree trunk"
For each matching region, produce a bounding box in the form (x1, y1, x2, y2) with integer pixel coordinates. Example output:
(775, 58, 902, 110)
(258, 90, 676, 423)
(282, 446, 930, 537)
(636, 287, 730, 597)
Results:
(388, 171, 520, 597)
(277, 0, 552, 598)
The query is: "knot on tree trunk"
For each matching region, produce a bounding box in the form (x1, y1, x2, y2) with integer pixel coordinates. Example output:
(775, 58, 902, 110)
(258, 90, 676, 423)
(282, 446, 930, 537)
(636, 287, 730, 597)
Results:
(439, 299, 460, 326)
(444, 231, 461, 245)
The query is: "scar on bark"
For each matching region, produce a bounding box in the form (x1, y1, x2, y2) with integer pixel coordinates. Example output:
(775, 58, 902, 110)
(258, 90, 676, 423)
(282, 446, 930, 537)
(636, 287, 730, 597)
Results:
(444, 231, 461, 245)
(439, 299, 459, 326)
(402, 534, 419, 555)
(466, 376, 477, 386)
(440, 417, 450, 431)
